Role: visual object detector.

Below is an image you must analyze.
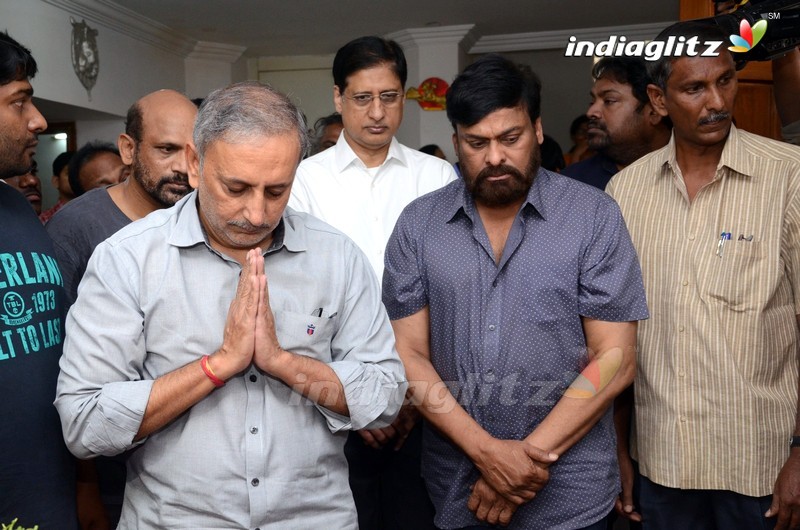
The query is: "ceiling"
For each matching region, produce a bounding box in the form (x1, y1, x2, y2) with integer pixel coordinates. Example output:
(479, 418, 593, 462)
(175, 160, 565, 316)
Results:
(114, 0, 679, 57)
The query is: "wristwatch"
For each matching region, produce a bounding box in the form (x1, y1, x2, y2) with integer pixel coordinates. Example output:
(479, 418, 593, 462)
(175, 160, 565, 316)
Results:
(790, 436, 800, 448)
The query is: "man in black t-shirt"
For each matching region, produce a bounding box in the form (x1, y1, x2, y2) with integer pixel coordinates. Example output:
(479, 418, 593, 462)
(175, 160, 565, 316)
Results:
(0, 31, 79, 530)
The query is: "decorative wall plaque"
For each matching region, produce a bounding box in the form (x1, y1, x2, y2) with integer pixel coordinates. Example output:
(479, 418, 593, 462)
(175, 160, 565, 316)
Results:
(405, 77, 449, 111)
(70, 17, 99, 101)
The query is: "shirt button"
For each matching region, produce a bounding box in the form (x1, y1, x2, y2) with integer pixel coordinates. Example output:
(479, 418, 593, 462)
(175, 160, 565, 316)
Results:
(679, 415, 687, 422)
(688, 234, 695, 241)
(682, 280, 689, 286)
(488, 324, 496, 331)
(250, 427, 258, 434)
(678, 325, 685, 332)
(249, 374, 257, 382)
(251, 478, 260, 487)
(678, 370, 686, 377)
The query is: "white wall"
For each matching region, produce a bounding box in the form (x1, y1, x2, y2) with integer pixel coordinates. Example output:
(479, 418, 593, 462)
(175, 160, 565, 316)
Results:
(255, 55, 337, 133)
(1, 2, 186, 118)
(75, 119, 126, 147)
(185, 57, 232, 100)
(503, 50, 595, 151)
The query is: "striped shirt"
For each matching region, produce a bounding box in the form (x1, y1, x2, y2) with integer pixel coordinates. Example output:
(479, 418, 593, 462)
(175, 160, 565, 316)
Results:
(606, 125, 800, 495)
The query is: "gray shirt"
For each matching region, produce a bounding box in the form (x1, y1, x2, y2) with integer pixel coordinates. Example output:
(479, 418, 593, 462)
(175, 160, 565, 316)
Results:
(55, 192, 406, 529)
(383, 171, 648, 530)
(45, 187, 131, 306)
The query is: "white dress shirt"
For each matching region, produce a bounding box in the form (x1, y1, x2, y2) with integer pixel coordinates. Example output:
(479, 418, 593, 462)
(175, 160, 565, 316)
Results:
(289, 133, 457, 280)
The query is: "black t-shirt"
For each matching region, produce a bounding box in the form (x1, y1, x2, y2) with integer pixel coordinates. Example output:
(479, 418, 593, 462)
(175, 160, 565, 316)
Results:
(0, 184, 77, 528)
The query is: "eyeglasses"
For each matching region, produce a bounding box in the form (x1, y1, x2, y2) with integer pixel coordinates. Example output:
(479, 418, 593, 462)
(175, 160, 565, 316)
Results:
(341, 91, 404, 108)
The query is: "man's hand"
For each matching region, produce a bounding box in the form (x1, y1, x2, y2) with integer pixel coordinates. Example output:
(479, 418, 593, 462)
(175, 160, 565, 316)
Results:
(614, 449, 642, 522)
(473, 438, 557, 504)
(210, 249, 261, 379)
(468, 477, 518, 527)
(358, 403, 421, 450)
(76, 479, 110, 530)
(251, 251, 290, 375)
(767, 451, 800, 530)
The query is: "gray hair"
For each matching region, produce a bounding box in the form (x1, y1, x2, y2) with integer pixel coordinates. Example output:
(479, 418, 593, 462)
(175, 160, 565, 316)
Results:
(193, 81, 310, 167)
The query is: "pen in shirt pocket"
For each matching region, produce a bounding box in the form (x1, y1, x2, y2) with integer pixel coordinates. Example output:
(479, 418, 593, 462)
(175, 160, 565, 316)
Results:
(716, 231, 731, 258)
(310, 308, 338, 318)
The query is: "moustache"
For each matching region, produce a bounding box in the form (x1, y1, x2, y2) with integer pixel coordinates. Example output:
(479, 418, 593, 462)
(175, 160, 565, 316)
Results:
(586, 118, 606, 131)
(228, 220, 272, 232)
(163, 173, 189, 184)
(699, 111, 730, 126)
(476, 164, 525, 182)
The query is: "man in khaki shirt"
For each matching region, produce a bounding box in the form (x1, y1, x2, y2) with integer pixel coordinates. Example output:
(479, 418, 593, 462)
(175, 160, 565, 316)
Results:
(607, 21, 800, 530)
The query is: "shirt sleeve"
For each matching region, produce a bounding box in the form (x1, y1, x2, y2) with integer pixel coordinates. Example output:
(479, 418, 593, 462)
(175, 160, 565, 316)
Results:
(321, 241, 407, 431)
(784, 167, 800, 315)
(578, 196, 649, 322)
(46, 223, 84, 308)
(382, 201, 428, 321)
(55, 242, 153, 459)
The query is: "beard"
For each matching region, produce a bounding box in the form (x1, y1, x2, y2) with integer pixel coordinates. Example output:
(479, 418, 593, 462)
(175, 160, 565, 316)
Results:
(0, 136, 35, 180)
(586, 119, 611, 151)
(132, 153, 190, 207)
(463, 146, 541, 207)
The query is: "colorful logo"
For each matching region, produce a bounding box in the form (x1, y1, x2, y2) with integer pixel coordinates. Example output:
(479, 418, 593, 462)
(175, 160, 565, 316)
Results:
(307, 324, 315, 336)
(728, 19, 767, 53)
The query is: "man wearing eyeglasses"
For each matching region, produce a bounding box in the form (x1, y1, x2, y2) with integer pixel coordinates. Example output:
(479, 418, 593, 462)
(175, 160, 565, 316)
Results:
(289, 35, 456, 530)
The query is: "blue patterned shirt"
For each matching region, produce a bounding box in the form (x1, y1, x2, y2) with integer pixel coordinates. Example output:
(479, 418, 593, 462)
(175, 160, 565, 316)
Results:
(383, 170, 648, 529)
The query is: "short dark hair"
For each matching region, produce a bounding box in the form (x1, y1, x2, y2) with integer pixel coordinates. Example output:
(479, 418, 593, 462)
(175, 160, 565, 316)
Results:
(68, 141, 120, 196)
(592, 57, 652, 111)
(52, 151, 74, 176)
(648, 21, 730, 90)
(332, 36, 407, 91)
(313, 112, 343, 134)
(569, 114, 590, 138)
(419, 144, 442, 156)
(311, 112, 343, 151)
(125, 101, 144, 143)
(0, 31, 37, 85)
(446, 54, 541, 130)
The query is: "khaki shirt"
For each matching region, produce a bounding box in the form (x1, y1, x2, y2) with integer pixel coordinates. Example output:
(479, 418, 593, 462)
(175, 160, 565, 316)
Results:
(607, 126, 800, 495)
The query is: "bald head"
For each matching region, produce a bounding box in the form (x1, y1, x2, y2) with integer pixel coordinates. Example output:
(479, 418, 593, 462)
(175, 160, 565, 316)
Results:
(125, 89, 196, 144)
(120, 89, 197, 207)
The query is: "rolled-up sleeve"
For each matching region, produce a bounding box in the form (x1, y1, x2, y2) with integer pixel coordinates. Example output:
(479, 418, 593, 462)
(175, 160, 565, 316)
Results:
(55, 242, 152, 459)
(320, 242, 407, 431)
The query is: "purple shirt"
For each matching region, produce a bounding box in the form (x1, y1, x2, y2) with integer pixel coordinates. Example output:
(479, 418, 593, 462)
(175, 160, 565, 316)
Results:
(383, 169, 648, 529)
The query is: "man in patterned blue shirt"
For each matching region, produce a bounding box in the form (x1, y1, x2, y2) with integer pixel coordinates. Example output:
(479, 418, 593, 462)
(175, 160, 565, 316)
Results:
(382, 54, 649, 529)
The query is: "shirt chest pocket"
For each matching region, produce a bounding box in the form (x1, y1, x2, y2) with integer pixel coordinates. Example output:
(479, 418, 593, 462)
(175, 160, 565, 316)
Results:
(704, 241, 764, 311)
(274, 310, 335, 362)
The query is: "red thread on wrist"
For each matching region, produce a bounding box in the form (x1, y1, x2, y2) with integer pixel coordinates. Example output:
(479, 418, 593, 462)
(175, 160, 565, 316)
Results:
(201, 355, 225, 388)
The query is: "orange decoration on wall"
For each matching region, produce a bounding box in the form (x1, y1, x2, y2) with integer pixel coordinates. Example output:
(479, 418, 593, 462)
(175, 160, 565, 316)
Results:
(405, 77, 449, 111)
